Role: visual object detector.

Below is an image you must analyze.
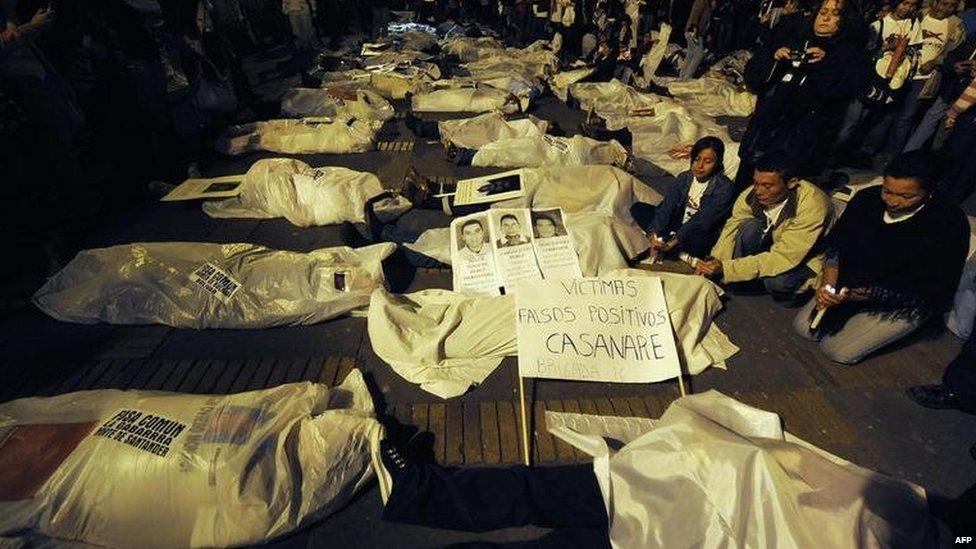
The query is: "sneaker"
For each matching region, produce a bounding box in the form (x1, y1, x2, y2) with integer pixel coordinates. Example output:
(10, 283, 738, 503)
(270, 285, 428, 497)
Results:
(401, 168, 431, 207)
(364, 191, 398, 241)
(374, 439, 412, 505)
(906, 384, 960, 410)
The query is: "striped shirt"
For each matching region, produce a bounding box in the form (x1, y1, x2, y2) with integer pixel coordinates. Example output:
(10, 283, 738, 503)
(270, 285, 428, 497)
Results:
(949, 76, 976, 118)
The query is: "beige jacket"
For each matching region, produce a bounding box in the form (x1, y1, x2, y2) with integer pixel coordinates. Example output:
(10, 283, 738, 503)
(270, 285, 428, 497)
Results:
(710, 180, 833, 291)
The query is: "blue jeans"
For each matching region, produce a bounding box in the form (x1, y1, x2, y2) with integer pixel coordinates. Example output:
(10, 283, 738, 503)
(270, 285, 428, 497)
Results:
(732, 217, 815, 300)
(860, 79, 927, 155)
(903, 96, 950, 152)
(680, 32, 706, 79)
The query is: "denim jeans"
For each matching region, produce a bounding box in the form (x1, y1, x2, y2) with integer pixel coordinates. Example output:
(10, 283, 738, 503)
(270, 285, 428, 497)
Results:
(680, 32, 706, 79)
(732, 217, 815, 300)
(903, 96, 950, 152)
(793, 297, 923, 364)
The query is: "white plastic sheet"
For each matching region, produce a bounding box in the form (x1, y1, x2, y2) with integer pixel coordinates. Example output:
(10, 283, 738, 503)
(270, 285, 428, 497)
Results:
(367, 271, 738, 398)
(33, 242, 395, 329)
(438, 112, 548, 150)
(0, 372, 383, 548)
(202, 158, 410, 227)
(470, 135, 628, 169)
(547, 390, 938, 549)
(280, 88, 395, 122)
(215, 118, 377, 155)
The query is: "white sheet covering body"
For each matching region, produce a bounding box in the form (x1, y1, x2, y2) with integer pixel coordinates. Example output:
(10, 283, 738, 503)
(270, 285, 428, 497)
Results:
(626, 100, 743, 177)
(546, 390, 938, 549)
(405, 166, 661, 275)
(367, 271, 738, 398)
(568, 79, 752, 176)
(0, 372, 383, 548)
(280, 88, 395, 122)
(215, 118, 377, 155)
(202, 158, 410, 226)
(656, 76, 756, 117)
(410, 84, 520, 114)
(470, 135, 628, 169)
(438, 113, 548, 150)
(33, 242, 395, 329)
(319, 64, 442, 99)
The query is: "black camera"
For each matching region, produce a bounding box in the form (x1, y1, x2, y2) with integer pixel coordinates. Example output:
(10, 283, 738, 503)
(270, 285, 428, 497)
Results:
(788, 49, 810, 63)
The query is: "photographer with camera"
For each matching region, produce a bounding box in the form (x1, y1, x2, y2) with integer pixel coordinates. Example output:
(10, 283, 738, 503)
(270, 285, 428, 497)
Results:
(733, 0, 870, 193)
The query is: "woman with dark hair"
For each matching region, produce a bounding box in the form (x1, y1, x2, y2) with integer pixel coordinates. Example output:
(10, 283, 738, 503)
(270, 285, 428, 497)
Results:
(793, 151, 969, 364)
(630, 136, 736, 259)
(734, 0, 871, 192)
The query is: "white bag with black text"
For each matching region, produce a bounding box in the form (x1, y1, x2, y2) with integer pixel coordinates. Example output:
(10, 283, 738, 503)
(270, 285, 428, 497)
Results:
(33, 242, 395, 329)
(0, 372, 383, 548)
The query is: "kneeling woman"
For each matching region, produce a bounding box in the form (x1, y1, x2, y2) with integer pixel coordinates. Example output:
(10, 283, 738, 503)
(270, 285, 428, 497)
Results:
(630, 136, 736, 260)
(793, 152, 969, 364)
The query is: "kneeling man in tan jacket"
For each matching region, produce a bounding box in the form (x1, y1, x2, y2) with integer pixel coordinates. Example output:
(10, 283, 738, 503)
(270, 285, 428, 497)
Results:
(696, 151, 833, 303)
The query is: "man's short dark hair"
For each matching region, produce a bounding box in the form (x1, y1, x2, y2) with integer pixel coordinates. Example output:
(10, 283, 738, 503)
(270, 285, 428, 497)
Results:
(533, 214, 555, 226)
(884, 151, 940, 191)
(753, 150, 794, 182)
(461, 219, 484, 232)
(500, 214, 519, 224)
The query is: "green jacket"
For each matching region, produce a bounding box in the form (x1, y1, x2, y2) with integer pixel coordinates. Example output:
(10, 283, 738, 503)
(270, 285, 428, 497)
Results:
(710, 180, 832, 290)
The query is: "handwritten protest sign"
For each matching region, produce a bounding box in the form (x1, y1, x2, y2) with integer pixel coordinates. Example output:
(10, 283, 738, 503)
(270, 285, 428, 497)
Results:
(515, 277, 681, 383)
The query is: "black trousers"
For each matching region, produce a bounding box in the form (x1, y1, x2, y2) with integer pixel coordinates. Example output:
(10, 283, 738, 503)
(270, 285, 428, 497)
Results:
(944, 332, 976, 414)
(383, 463, 610, 548)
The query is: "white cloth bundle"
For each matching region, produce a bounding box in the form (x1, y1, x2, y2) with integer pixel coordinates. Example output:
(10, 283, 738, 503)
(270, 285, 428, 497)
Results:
(547, 390, 938, 549)
(33, 242, 394, 329)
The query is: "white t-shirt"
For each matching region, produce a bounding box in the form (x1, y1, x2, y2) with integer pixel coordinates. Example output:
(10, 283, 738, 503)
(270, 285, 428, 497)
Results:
(682, 178, 710, 224)
(763, 200, 788, 235)
(870, 14, 918, 48)
(913, 14, 952, 79)
(883, 203, 924, 224)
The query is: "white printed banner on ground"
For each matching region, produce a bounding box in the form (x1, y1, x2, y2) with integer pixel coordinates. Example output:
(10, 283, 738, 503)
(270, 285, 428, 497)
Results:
(515, 277, 681, 383)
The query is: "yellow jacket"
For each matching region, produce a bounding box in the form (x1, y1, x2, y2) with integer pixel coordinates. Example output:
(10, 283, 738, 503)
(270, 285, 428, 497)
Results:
(710, 180, 832, 290)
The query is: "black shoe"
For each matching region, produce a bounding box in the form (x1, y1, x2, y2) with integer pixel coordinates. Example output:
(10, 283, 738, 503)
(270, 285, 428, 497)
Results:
(364, 191, 398, 242)
(906, 384, 960, 410)
(401, 168, 431, 208)
(339, 221, 372, 248)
